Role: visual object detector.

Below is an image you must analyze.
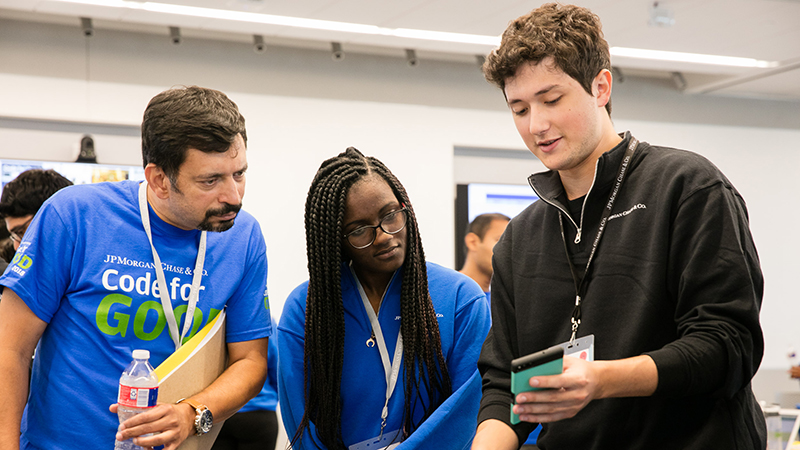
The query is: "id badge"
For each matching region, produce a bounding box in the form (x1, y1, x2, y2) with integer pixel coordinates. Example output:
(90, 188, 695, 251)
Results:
(348, 430, 403, 450)
(557, 334, 594, 361)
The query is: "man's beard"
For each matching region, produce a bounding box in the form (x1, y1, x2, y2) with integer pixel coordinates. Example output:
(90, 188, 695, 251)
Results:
(198, 203, 242, 232)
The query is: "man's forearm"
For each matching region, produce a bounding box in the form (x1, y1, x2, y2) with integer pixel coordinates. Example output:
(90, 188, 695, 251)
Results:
(0, 350, 31, 450)
(506, 354, 659, 425)
(595, 355, 658, 399)
(0, 289, 48, 450)
(190, 338, 268, 422)
(472, 419, 519, 450)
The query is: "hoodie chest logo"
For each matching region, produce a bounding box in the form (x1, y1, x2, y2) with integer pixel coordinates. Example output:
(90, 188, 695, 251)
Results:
(607, 203, 646, 221)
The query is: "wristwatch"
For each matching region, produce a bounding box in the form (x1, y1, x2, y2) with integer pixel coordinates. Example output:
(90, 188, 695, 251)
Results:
(176, 398, 213, 436)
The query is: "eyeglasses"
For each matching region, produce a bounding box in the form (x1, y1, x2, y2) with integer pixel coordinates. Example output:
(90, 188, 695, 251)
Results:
(9, 216, 33, 244)
(343, 207, 408, 249)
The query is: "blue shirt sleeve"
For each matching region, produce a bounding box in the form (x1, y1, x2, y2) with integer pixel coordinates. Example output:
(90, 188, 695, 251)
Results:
(397, 278, 491, 449)
(0, 196, 74, 321)
(239, 315, 279, 413)
(223, 221, 271, 343)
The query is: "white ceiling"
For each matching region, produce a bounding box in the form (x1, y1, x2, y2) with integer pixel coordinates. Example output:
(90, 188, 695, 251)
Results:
(2, 0, 800, 101)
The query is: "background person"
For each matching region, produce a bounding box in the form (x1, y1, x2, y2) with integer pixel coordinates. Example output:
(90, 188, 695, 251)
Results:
(458, 213, 541, 449)
(459, 213, 543, 449)
(0, 238, 11, 274)
(278, 147, 490, 449)
(0, 85, 271, 450)
(0, 168, 72, 387)
(472, 4, 765, 449)
(458, 213, 510, 303)
(0, 168, 73, 272)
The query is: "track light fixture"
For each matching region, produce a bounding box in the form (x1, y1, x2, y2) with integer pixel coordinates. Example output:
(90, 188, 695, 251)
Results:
(77, 135, 97, 163)
(612, 66, 625, 84)
(648, 1, 675, 27)
(80, 17, 93, 37)
(671, 71, 687, 91)
(169, 26, 181, 45)
(405, 49, 418, 67)
(253, 34, 266, 53)
(331, 42, 344, 61)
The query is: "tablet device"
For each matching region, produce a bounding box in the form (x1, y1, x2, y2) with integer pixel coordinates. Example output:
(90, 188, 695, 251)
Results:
(510, 344, 564, 425)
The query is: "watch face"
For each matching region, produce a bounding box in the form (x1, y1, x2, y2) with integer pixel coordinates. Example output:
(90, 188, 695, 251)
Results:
(197, 409, 213, 434)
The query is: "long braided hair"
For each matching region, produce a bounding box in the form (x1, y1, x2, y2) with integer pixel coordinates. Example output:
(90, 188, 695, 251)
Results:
(291, 147, 451, 449)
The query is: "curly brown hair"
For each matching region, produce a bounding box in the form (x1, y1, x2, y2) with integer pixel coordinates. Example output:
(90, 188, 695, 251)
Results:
(483, 3, 612, 114)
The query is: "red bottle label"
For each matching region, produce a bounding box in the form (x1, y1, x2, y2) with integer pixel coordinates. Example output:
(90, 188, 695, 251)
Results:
(118, 384, 158, 408)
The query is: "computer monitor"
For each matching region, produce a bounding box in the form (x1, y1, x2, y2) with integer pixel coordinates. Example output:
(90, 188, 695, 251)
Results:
(0, 158, 145, 197)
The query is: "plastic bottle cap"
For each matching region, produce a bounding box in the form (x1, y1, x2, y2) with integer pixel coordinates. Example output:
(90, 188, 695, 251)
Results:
(132, 349, 150, 360)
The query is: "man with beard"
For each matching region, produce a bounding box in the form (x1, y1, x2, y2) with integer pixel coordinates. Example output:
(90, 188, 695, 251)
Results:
(0, 86, 271, 450)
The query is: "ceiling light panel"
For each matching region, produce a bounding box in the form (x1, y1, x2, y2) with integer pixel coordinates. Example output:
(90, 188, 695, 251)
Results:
(12, 0, 785, 71)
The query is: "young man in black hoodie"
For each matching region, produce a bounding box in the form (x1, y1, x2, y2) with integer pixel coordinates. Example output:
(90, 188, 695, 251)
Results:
(472, 4, 765, 449)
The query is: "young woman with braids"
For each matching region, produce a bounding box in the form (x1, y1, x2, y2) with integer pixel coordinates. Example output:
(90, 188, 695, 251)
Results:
(277, 147, 491, 450)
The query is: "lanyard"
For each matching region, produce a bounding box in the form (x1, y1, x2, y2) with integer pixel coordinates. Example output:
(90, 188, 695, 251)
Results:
(138, 181, 207, 351)
(559, 137, 638, 344)
(349, 264, 403, 440)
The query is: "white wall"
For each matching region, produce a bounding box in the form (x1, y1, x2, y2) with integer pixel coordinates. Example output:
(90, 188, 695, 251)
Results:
(0, 72, 527, 318)
(2, 17, 800, 400)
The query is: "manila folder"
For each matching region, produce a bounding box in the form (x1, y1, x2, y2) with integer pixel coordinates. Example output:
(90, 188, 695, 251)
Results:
(155, 309, 228, 450)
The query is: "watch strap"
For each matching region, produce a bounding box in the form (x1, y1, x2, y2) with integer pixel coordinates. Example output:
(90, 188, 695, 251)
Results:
(176, 397, 205, 411)
(176, 398, 211, 435)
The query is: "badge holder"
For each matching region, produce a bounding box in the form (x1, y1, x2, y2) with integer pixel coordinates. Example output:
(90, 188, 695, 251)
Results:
(557, 334, 595, 362)
(348, 429, 402, 450)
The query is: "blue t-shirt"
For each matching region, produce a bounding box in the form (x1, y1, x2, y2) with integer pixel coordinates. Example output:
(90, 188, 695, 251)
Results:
(278, 261, 490, 449)
(1, 181, 271, 450)
(239, 316, 279, 413)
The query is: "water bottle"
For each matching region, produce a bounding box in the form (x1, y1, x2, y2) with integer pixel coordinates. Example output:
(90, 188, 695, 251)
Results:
(114, 349, 159, 450)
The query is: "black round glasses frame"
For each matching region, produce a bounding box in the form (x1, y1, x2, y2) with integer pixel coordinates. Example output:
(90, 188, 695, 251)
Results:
(343, 206, 408, 249)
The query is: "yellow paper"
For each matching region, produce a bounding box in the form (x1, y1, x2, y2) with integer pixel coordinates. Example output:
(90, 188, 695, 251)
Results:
(155, 310, 228, 450)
